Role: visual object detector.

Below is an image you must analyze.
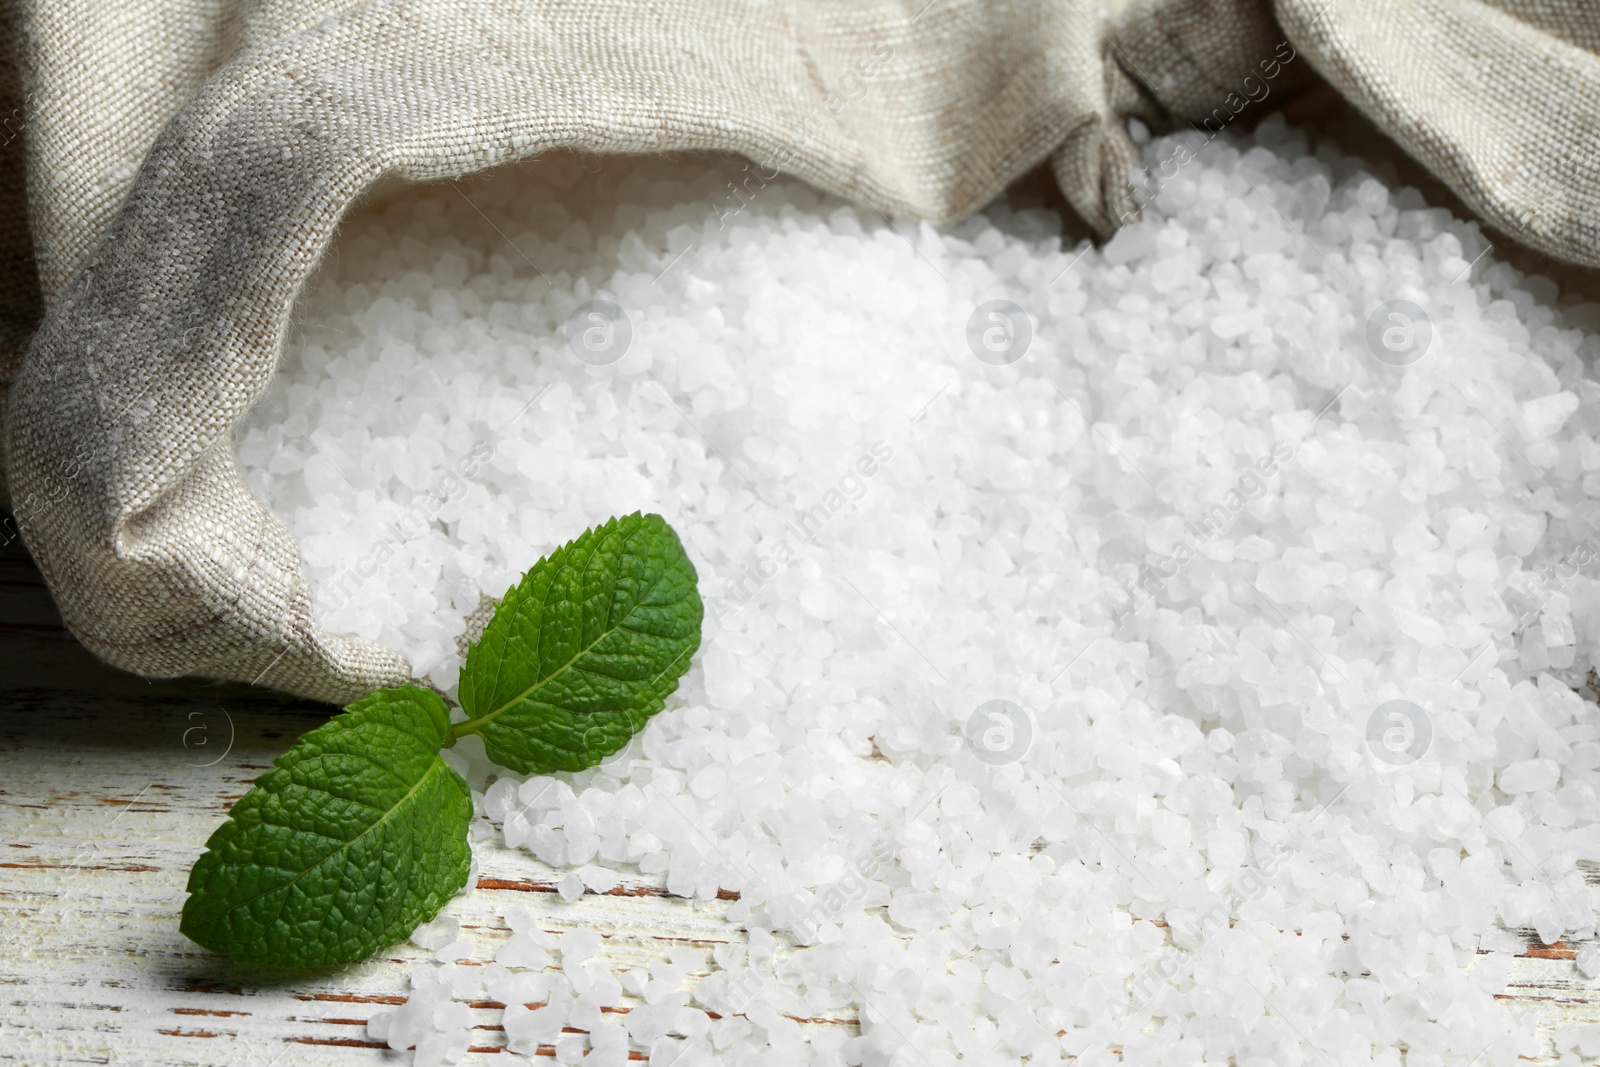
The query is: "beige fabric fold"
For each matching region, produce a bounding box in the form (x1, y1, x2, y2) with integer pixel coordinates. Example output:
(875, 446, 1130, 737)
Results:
(5, 0, 1109, 701)
(2, 0, 1597, 701)
(1276, 0, 1600, 270)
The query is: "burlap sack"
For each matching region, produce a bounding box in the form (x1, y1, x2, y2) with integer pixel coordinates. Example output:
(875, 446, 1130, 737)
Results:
(1, 0, 1596, 702)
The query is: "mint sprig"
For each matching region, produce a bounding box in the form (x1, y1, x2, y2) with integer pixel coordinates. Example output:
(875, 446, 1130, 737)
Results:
(180, 686, 472, 966)
(453, 512, 703, 772)
(181, 512, 702, 967)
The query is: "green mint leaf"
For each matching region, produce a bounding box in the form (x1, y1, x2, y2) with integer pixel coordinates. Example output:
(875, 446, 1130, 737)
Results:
(452, 511, 703, 774)
(181, 686, 472, 967)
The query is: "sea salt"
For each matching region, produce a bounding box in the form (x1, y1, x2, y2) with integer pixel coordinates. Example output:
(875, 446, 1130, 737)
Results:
(495, 933, 552, 970)
(1499, 758, 1560, 794)
(556, 872, 584, 902)
(504, 1001, 566, 1053)
(247, 116, 1600, 1064)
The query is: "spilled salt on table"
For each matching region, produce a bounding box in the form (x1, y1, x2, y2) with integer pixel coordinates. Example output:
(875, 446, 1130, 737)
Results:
(240, 118, 1600, 1065)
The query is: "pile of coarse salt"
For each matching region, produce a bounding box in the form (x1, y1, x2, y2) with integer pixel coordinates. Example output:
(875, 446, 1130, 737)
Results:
(241, 115, 1600, 1066)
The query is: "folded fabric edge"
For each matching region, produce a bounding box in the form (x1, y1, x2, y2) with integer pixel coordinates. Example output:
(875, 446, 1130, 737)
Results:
(4, 1, 1101, 702)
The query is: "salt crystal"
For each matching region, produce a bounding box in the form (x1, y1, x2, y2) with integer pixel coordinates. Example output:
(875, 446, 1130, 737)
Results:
(649, 1037, 685, 1066)
(502, 906, 553, 941)
(1103, 222, 1157, 265)
(1484, 806, 1527, 841)
(503, 1001, 566, 1053)
(1499, 759, 1560, 794)
(1354, 178, 1388, 216)
(588, 1019, 630, 1067)
(497, 933, 553, 970)
(410, 915, 459, 951)
(887, 891, 948, 931)
(578, 865, 622, 893)
(553, 1032, 586, 1065)
(567, 994, 601, 1032)
(366, 1008, 394, 1042)
(627, 1000, 679, 1045)
(487, 966, 551, 1007)
(413, 1030, 470, 1067)
(1521, 392, 1580, 441)
(435, 937, 473, 964)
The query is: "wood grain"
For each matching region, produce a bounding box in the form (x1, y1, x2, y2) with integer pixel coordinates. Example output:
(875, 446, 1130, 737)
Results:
(2, 531, 1599, 1065)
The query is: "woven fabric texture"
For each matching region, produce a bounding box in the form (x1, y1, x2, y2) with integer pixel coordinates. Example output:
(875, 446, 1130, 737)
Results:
(2, 0, 1597, 701)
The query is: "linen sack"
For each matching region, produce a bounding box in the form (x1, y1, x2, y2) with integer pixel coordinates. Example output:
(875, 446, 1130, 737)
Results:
(1, 0, 1597, 702)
